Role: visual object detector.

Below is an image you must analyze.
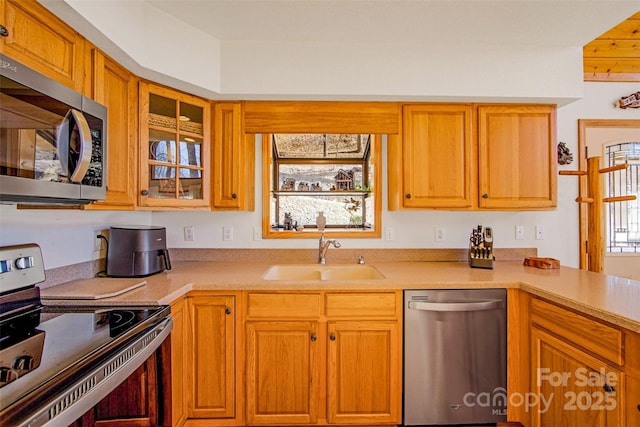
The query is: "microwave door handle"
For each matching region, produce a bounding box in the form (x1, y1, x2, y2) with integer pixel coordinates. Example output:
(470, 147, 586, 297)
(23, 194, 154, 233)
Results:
(67, 109, 93, 183)
(408, 300, 501, 312)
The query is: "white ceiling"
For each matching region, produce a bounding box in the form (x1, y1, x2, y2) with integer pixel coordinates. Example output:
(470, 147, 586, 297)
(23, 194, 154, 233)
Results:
(145, 0, 638, 46)
(40, 0, 639, 102)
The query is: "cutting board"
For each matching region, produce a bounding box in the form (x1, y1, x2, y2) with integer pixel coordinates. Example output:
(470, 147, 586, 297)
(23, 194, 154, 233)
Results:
(41, 278, 147, 300)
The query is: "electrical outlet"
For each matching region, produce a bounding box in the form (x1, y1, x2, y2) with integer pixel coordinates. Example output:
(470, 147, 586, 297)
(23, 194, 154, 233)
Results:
(253, 226, 262, 241)
(435, 227, 446, 242)
(385, 227, 395, 241)
(94, 230, 103, 251)
(184, 226, 195, 242)
(515, 225, 525, 240)
(223, 226, 234, 241)
(535, 225, 544, 240)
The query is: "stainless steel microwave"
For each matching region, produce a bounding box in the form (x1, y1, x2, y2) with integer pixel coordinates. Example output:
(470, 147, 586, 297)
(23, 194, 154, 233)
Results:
(0, 54, 107, 205)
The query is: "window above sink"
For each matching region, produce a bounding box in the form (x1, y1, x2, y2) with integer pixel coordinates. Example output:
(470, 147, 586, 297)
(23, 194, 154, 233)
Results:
(262, 133, 382, 239)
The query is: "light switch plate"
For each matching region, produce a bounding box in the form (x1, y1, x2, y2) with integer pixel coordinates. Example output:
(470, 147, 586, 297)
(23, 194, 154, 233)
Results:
(223, 226, 234, 241)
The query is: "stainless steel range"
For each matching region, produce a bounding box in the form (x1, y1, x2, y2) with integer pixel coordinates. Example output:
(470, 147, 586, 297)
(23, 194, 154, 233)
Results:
(0, 244, 172, 427)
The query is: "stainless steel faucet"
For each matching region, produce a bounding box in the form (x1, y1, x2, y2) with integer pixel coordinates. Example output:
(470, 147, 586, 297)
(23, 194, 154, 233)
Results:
(318, 231, 341, 264)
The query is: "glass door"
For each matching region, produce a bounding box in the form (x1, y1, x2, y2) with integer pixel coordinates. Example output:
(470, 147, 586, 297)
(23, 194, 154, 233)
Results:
(139, 83, 210, 208)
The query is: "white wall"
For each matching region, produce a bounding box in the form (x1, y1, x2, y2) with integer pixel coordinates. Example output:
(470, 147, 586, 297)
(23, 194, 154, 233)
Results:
(3, 82, 637, 270)
(40, 0, 587, 105)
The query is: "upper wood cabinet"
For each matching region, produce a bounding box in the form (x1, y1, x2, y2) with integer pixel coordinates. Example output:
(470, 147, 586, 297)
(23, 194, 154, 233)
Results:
(0, 0, 84, 91)
(82, 47, 137, 210)
(396, 104, 474, 209)
(138, 82, 211, 209)
(390, 103, 557, 210)
(477, 104, 557, 209)
(212, 102, 255, 210)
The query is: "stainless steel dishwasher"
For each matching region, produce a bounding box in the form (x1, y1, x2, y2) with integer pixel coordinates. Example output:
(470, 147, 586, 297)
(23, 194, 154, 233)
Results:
(403, 289, 507, 426)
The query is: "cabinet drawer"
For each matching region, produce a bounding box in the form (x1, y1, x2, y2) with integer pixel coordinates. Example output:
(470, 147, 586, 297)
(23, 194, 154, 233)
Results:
(530, 297, 623, 365)
(247, 292, 320, 318)
(325, 292, 398, 318)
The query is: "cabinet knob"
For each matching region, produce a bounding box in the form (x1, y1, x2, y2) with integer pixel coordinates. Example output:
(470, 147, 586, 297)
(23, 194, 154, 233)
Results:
(405, 194, 412, 199)
(141, 189, 149, 196)
(482, 193, 489, 199)
(0, 25, 8, 37)
(225, 308, 231, 315)
(329, 335, 336, 341)
(310, 334, 317, 341)
(603, 384, 615, 393)
(231, 193, 237, 199)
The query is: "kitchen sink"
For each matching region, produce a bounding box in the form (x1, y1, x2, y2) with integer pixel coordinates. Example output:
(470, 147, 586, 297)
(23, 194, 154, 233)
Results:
(262, 264, 385, 281)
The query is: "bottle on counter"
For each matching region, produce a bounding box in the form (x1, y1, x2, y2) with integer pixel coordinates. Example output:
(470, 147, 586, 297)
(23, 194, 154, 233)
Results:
(316, 212, 326, 230)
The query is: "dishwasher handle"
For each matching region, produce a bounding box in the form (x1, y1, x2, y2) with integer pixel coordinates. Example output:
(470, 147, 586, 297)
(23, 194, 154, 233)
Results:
(408, 299, 502, 312)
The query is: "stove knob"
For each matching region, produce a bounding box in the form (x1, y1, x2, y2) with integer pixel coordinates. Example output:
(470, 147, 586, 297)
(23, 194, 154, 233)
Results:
(0, 367, 18, 384)
(14, 355, 35, 371)
(15, 256, 34, 270)
(0, 259, 12, 273)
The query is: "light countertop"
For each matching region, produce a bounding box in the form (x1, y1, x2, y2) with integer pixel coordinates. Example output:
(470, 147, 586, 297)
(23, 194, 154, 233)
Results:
(40, 260, 640, 334)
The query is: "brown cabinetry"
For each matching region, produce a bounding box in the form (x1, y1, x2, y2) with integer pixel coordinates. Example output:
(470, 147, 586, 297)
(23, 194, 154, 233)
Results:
(83, 47, 137, 210)
(327, 320, 400, 424)
(138, 82, 211, 209)
(477, 105, 557, 209)
(530, 327, 622, 427)
(246, 319, 319, 424)
(212, 102, 254, 210)
(398, 104, 474, 208)
(522, 296, 635, 427)
(625, 330, 640, 427)
(170, 297, 188, 427)
(390, 103, 557, 210)
(244, 291, 401, 425)
(186, 294, 237, 422)
(0, 0, 84, 91)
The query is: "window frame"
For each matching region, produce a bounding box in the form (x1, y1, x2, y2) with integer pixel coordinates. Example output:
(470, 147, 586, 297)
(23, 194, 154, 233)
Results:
(261, 133, 382, 239)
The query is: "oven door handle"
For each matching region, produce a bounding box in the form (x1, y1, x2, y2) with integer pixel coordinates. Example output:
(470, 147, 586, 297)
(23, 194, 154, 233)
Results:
(408, 300, 501, 312)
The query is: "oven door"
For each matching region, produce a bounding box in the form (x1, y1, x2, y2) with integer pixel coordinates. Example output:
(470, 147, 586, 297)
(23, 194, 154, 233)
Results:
(0, 306, 172, 427)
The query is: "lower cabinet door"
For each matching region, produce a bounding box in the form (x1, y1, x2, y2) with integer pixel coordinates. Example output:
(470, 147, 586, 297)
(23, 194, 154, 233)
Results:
(327, 320, 401, 425)
(188, 296, 236, 419)
(530, 328, 622, 427)
(627, 376, 640, 427)
(245, 321, 319, 425)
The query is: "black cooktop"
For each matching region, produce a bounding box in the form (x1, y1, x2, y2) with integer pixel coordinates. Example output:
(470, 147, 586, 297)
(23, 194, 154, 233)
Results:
(0, 305, 169, 415)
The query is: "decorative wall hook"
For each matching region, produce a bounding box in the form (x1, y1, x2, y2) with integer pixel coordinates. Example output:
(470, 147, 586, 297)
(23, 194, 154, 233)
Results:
(557, 141, 573, 165)
(614, 91, 640, 109)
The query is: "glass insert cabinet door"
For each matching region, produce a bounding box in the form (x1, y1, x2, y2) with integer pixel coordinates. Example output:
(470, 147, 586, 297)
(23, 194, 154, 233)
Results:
(139, 83, 210, 207)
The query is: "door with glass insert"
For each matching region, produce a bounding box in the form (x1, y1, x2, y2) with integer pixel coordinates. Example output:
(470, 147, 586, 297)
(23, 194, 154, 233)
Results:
(139, 82, 210, 208)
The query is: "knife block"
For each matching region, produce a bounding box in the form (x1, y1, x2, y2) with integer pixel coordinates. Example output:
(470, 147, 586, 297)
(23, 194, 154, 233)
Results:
(469, 249, 494, 269)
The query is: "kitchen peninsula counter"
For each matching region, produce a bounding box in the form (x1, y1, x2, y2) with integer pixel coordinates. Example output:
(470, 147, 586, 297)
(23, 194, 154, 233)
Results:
(41, 259, 640, 333)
